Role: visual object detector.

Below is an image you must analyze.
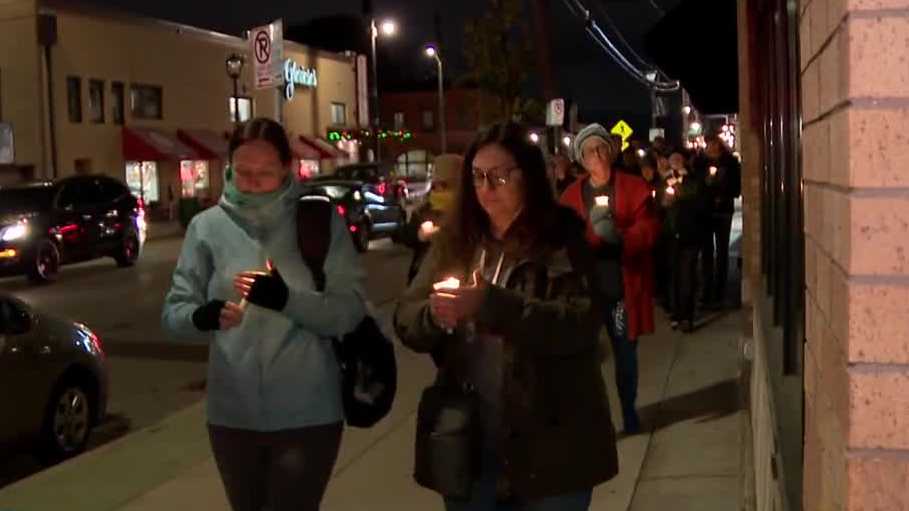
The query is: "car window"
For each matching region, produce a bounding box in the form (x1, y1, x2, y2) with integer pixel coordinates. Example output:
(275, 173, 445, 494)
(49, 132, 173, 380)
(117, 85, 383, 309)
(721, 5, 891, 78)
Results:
(98, 178, 127, 203)
(302, 185, 352, 200)
(58, 182, 87, 209)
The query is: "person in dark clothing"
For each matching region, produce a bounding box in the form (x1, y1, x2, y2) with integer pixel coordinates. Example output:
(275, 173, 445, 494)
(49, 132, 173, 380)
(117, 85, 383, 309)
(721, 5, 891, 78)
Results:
(548, 153, 577, 196)
(395, 123, 618, 510)
(399, 154, 463, 285)
(640, 153, 672, 312)
(697, 135, 741, 308)
(664, 150, 708, 332)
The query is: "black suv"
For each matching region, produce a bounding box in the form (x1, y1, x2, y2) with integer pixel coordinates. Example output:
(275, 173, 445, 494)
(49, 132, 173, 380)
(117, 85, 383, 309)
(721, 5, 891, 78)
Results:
(0, 175, 146, 284)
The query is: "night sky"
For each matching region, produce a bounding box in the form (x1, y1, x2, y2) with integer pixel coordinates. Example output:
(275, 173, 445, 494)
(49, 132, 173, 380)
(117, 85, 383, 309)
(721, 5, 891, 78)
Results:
(83, 0, 683, 125)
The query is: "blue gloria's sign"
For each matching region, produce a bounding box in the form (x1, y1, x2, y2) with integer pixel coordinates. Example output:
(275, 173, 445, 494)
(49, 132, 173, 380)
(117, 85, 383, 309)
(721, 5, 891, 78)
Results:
(284, 59, 317, 100)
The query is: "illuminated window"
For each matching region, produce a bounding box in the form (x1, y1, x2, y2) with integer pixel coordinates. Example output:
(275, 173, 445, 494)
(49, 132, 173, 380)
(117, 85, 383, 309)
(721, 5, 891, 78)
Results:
(331, 103, 346, 125)
(228, 97, 253, 122)
(125, 161, 159, 202)
(180, 160, 210, 198)
(394, 112, 405, 130)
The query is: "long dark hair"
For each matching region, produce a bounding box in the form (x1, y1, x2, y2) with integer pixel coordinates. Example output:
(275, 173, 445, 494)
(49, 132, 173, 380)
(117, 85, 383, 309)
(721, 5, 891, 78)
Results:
(228, 117, 293, 166)
(436, 123, 558, 274)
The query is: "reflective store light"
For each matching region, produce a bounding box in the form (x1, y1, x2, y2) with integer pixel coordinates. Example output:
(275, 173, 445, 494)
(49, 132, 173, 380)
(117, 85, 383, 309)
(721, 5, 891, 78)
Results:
(0, 223, 28, 242)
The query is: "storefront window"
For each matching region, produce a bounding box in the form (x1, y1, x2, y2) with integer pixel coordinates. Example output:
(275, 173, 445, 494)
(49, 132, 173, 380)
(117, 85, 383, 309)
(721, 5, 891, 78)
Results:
(298, 160, 320, 181)
(125, 161, 159, 203)
(395, 149, 432, 179)
(180, 160, 210, 198)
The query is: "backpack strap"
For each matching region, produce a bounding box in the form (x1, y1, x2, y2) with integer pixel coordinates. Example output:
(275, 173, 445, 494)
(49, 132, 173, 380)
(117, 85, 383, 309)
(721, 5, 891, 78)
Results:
(296, 196, 334, 292)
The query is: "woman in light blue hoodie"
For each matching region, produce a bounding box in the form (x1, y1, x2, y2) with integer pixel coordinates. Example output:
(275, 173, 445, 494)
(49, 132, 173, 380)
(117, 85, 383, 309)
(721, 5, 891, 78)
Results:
(162, 118, 366, 511)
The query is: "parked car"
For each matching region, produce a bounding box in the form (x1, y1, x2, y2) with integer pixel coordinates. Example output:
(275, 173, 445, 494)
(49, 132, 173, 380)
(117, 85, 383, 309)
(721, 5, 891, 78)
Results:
(0, 293, 109, 462)
(0, 175, 146, 284)
(300, 180, 407, 252)
(316, 163, 409, 205)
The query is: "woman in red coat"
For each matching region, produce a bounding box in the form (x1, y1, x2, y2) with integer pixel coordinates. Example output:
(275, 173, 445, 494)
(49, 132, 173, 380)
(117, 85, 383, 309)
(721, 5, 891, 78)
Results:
(560, 124, 660, 434)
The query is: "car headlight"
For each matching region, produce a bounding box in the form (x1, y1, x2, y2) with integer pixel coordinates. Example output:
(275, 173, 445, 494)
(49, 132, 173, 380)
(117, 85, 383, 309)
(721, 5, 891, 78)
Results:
(0, 223, 29, 242)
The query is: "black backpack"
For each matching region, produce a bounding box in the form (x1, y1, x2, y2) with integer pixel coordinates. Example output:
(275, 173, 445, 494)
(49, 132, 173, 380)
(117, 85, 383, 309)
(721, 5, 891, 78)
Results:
(296, 196, 397, 428)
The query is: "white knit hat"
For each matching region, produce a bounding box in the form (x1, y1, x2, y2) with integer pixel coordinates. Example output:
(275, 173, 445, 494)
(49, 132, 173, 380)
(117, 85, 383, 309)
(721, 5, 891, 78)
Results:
(573, 123, 620, 165)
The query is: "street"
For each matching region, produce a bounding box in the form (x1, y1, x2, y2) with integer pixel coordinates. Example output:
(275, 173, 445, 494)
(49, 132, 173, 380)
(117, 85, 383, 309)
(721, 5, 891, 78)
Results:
(0, 232, 412, 489)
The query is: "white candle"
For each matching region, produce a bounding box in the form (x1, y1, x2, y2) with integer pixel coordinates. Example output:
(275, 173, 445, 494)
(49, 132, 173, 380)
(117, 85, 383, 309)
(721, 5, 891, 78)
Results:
(595, 195, 610, 208)
(709, 166, 718, 176)
(666, 185, 676, 196)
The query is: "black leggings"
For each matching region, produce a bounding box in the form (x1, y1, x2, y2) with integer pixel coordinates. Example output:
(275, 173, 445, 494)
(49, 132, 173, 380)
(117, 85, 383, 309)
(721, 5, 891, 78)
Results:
(208, 422, 343, 511)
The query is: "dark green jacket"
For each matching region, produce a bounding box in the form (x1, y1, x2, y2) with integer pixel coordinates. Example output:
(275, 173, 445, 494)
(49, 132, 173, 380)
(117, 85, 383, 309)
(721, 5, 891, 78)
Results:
(394, 207, 619, 500)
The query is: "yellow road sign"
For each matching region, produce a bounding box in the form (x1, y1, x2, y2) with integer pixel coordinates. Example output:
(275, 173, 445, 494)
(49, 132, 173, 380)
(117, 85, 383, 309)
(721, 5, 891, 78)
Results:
(611, 120, 634, 150)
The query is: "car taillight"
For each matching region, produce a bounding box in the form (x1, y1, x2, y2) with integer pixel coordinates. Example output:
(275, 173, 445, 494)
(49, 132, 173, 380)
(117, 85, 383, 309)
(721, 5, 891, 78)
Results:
(349, 224, 358, 233)
(87, 331, 105, 357)
(337, 205, 347, 217)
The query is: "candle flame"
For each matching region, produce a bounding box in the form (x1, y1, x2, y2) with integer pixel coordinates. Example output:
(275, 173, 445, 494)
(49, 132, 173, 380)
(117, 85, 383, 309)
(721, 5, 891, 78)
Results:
(595, 195, 610, 207)
(433, 277, 461, 291)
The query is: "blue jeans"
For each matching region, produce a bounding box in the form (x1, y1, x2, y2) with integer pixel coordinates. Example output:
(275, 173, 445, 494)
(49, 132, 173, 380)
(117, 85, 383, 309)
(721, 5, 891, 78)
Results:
(604, 301, 640, 432)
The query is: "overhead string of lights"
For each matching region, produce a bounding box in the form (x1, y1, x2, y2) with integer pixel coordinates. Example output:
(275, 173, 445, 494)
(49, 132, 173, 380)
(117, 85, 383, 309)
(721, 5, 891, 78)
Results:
(560, 0, 680, 93)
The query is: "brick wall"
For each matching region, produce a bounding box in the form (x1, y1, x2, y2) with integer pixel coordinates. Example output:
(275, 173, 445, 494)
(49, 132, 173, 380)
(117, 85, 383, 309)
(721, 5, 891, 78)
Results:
(800, 0, 909, 509)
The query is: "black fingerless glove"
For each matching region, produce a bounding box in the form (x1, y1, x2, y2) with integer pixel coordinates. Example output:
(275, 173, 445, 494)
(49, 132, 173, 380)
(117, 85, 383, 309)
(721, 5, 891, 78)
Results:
(192, 300, 226, 331)
(246, 269, 289, 312)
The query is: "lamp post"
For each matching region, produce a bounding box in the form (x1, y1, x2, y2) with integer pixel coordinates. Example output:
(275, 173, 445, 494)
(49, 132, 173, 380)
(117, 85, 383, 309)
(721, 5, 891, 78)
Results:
(226, 53, 244, 124)
(369, 18, 397, 163)
(424, 45, 446, 154)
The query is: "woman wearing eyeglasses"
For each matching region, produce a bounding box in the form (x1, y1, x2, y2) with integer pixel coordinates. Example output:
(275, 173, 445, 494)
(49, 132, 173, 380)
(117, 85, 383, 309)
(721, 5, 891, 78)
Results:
(394, 123, 618, 511)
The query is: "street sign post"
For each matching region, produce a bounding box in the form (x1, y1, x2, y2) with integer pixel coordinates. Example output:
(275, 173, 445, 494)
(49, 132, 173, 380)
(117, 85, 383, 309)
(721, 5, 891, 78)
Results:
(250, 20, 283, 90)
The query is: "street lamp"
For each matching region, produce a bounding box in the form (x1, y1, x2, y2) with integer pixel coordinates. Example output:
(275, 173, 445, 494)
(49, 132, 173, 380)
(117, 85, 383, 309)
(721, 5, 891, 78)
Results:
(424, 44, 446, 154)
(225, 53, 244, 124)
(369, 18, 397, 163)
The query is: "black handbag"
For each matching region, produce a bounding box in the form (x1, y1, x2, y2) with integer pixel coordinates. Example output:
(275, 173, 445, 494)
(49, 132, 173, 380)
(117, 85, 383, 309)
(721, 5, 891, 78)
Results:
(296, 196, 397, 428)
(413, 347, 482, 499)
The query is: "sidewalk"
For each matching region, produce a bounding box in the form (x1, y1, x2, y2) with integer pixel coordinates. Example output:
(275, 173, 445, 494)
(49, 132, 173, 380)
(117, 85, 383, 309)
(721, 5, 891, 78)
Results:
(0, 306, 745, 511)
(145, 220, 184, 242)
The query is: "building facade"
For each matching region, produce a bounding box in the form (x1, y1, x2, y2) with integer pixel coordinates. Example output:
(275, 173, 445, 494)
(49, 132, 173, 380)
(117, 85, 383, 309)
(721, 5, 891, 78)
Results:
(379, 88, 484, 178)
(0, 0, 361, 219)
(738, 0, 909, 509)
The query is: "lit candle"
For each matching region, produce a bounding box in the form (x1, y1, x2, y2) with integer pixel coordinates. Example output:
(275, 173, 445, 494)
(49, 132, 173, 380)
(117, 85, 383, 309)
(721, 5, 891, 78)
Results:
(420, 220, 438, 239)
(432, 277, 461, 334)
(709, 166, 718, 177)
(652, 189, 657, 199)
(433, 277, 461, 292)
(594, 195, 610, 208)
(666, 185, 676, 196)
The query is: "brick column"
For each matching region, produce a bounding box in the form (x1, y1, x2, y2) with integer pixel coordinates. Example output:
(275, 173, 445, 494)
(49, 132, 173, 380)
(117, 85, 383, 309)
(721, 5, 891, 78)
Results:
(800, 1, 909, 509)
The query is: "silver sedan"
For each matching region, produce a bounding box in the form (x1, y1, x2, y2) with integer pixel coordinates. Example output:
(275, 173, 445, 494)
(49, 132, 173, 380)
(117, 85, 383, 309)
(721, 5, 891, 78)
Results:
(0, 294, 108, 463)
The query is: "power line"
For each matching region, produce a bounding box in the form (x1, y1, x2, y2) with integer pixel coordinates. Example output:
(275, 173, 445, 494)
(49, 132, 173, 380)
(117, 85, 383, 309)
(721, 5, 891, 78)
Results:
(560, 0, 679, 92)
